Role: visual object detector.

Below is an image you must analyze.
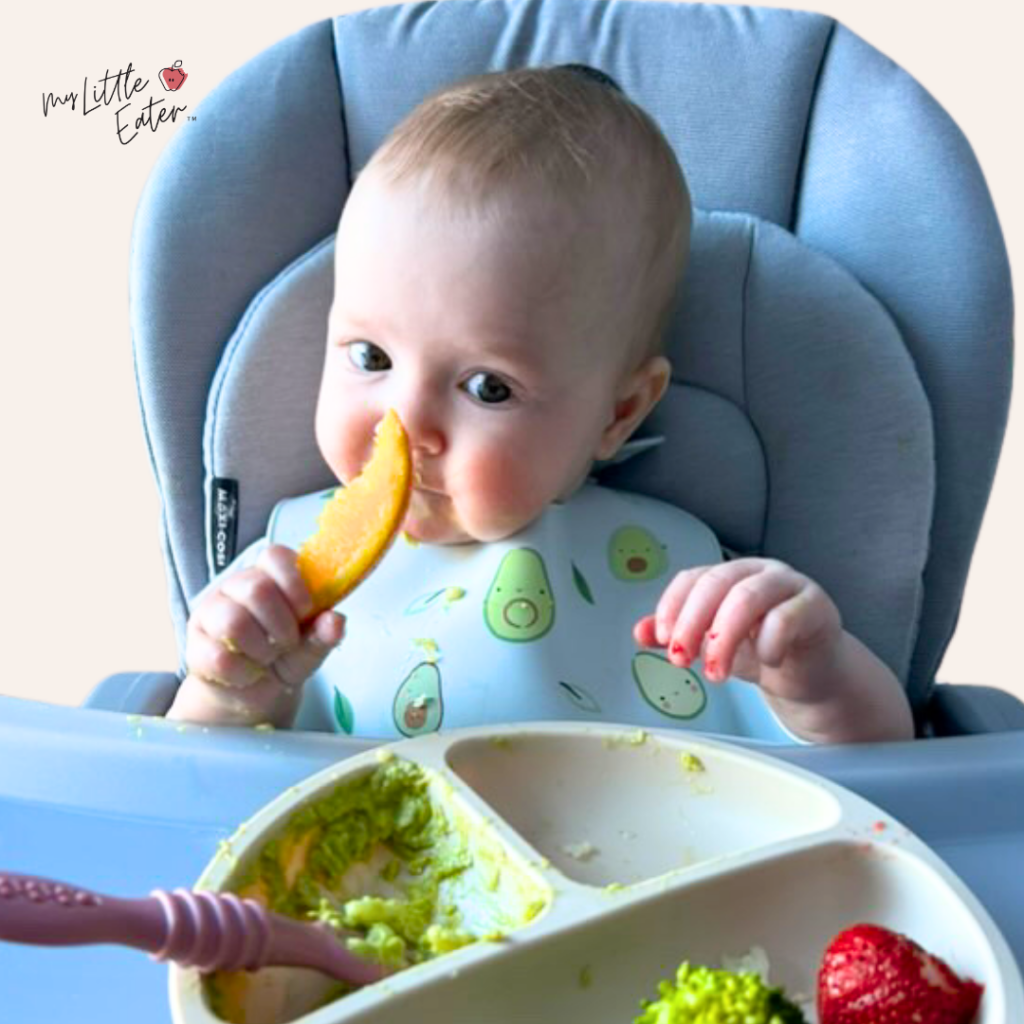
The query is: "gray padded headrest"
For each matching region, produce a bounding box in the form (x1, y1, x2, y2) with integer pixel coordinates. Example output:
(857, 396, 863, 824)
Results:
(205, 209, 934, 688)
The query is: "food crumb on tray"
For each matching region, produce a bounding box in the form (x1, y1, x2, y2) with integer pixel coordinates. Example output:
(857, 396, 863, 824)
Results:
(562, 840, 598, 861)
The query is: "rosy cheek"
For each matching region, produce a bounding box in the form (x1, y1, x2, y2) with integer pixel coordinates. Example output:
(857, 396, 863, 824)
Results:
(316, 404, 378, 483)
(456, 452, 547, 539)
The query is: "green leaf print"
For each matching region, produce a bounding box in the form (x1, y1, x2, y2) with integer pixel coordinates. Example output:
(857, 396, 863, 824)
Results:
(333, 689, 355, 734)
(558, 680, 601, 713)
(571, 561, 595, 605)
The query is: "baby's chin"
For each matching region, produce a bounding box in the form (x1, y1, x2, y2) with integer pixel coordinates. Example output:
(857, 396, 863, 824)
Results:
(401, 514, 474, 545)
(401, 501, 532, 546)
(401, 491, 473, 545)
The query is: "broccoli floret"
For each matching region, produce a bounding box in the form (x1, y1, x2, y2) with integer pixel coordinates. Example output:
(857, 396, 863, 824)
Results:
(633, 962, 807, 1024)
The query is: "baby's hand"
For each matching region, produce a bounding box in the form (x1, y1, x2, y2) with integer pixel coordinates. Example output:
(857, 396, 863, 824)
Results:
(634, 558, 843, 705)
(166, 544, 345, 727)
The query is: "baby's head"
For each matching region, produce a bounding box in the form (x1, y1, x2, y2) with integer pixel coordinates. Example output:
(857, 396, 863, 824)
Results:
(316, 65, 691, 543)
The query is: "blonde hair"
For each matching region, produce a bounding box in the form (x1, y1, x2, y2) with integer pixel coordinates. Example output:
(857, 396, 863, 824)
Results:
(361, 65, 692, 366)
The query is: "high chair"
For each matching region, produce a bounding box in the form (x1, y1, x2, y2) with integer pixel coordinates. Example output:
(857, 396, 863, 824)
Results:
(3, 7, 1023, 1022)
(85, 0, 1021, 736)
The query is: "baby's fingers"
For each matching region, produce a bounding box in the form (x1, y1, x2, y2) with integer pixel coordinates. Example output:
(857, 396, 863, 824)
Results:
(185, 621, 268, 689)
(271, 611, 345, 690)
(703, 568, 803, 680)
(755, 583, 840, 668)
(255, 544, 315, 624)
(653, 568, 715, 647)
(633, 615, 659, 647)
(662, 562, 763, 666)
(196, 587, 282, 666)
(219, 563, 302, 651)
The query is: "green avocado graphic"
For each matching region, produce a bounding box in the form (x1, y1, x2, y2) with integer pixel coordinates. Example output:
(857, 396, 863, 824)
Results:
(393, 662, 444, 737)
(484, 548, 555, 642)
(632, 651, 707, 719)
(608, 525, 668, 581)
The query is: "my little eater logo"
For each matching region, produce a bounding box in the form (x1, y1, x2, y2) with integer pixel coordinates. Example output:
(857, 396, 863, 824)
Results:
(41, 61, 193, 144)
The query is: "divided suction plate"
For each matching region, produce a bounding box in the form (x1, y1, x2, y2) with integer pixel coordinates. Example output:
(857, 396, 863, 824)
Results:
(170, 724, 1024, 1024)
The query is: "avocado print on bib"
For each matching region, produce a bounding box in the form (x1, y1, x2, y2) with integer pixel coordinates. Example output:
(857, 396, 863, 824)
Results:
(484, 548, 555, 642)
(632, 651, 707, 719)
(608, 525, 668, 581)
(393, 662, 444, 736)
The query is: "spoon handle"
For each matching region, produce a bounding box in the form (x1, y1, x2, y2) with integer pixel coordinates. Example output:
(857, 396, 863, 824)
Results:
(0, 872, 168, 954)
(0, 872, 383, 985)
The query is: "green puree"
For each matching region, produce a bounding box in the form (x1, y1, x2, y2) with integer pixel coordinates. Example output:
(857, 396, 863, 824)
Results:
(634, 962, 807, 1024)
(205, 755, 550, 1020)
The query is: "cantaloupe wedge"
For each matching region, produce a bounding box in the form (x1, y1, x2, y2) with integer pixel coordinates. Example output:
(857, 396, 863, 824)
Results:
(297, 409, 412, 616)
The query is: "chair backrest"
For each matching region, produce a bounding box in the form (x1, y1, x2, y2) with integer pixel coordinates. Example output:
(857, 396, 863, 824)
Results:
(129, 0, 1013, 719)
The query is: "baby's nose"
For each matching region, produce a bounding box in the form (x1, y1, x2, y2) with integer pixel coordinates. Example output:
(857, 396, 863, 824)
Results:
(399, 400, 446, 458)
(412, 430, 444, 458)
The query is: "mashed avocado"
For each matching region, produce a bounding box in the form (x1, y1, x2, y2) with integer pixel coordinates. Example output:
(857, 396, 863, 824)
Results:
(205, 757, 551, 1022)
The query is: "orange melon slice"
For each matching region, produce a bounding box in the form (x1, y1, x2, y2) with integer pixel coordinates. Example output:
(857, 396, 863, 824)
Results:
(297, 409, 412, 616)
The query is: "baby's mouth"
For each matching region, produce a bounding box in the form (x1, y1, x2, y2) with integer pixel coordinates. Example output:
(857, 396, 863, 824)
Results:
(411, 477, 447, 500)
(403, 488, 469, 544)
(405, 486, 443, 522)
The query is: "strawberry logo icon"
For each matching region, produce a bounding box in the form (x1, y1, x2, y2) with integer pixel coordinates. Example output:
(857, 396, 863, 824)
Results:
(159, 61, 187, 92)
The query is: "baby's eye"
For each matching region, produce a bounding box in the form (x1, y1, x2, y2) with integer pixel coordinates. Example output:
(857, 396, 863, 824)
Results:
(347, 341, 392, 372)
(463, 372, 513, 405)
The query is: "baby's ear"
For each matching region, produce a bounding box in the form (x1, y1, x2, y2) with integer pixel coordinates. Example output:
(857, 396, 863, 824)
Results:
(596, 355, 671, 461)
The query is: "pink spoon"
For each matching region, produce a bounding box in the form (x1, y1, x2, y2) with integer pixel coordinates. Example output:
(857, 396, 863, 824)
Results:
(0, 872, 387, 987)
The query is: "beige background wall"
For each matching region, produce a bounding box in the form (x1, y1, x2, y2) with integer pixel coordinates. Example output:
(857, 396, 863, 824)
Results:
(4, 0, 1021, 710)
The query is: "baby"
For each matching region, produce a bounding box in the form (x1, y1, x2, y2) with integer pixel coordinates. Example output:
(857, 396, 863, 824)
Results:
(166, 65, 913, 744)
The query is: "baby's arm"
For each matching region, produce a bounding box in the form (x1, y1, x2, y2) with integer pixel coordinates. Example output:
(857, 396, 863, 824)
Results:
(634, 558, 914, 743)
(166, 545, 344, 727)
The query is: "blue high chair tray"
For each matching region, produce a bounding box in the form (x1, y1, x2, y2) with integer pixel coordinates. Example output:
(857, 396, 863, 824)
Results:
(1, 695, 1021, 1024)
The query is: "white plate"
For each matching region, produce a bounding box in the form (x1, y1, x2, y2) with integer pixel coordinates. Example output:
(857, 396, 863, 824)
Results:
(170, 723, 1024, 1024)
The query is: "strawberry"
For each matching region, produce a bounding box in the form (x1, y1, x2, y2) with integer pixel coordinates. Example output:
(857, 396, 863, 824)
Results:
(818, 923, 983, 1024)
